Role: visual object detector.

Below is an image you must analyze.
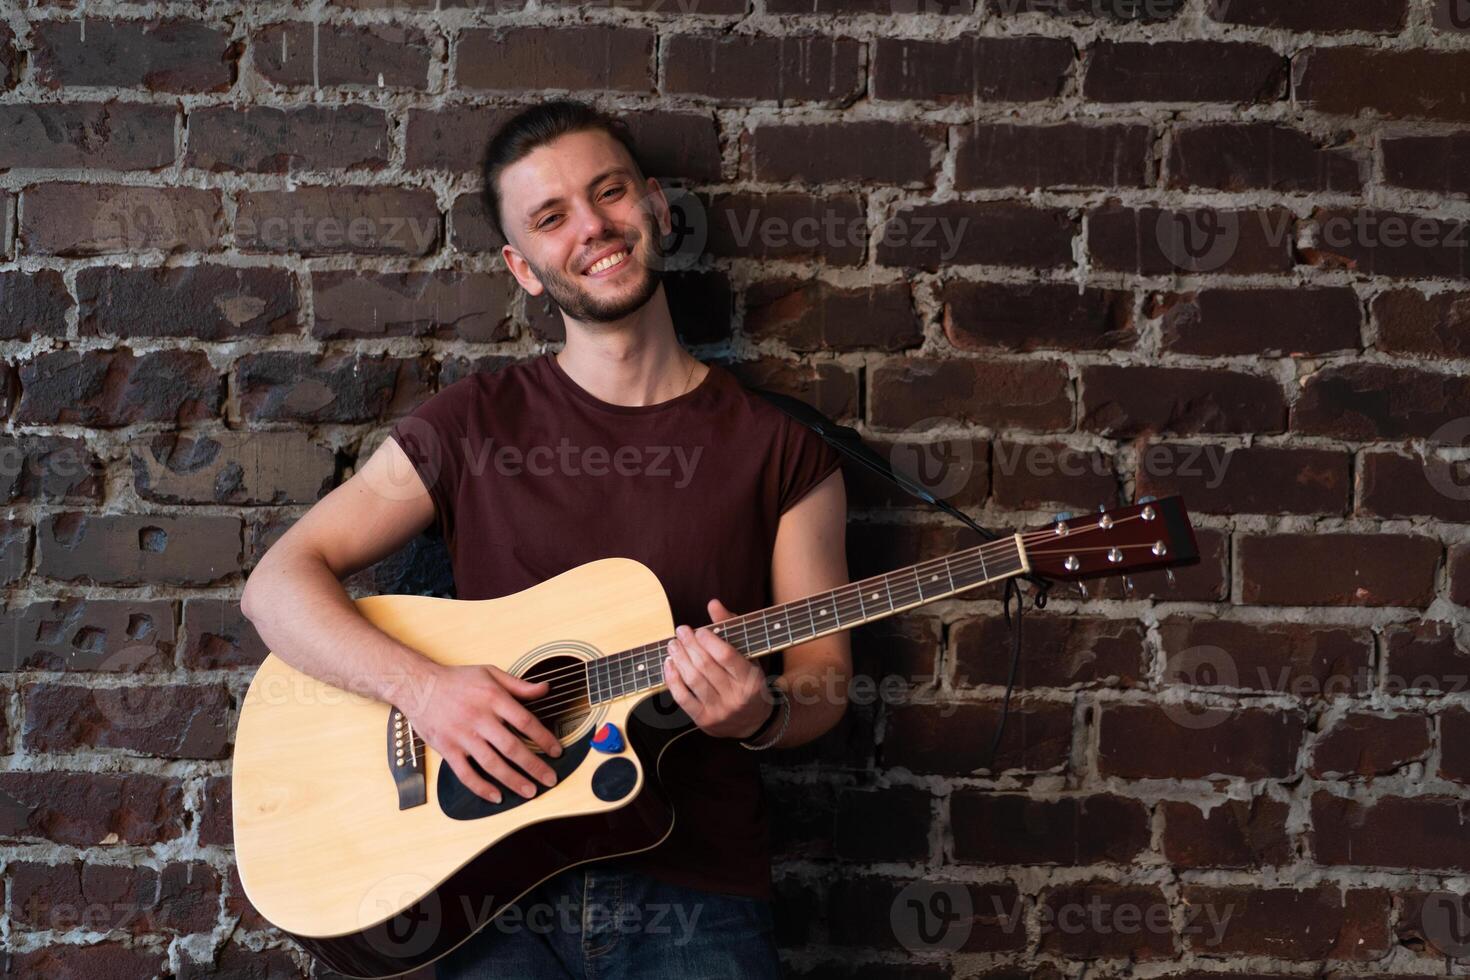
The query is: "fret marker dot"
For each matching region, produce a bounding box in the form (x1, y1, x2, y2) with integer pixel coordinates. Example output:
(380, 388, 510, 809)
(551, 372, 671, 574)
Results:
(820, 609, 828, 615)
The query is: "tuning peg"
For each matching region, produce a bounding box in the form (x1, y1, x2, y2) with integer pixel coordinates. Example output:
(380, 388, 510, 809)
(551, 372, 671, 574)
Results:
(1138, 495, 1156, 504)
(1053, 511, 1073, 523)
(1165, 568, 1177, 588)
(1097, 503, 1107, 512)
(1123, 576, 1134, 596)
(1075, 581, 1089, 600)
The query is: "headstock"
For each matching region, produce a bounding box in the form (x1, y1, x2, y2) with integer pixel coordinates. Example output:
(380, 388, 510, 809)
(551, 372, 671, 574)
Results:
(1023, 495, 1199, 582)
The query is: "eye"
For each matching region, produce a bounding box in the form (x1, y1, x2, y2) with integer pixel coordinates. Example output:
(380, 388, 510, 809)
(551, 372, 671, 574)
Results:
(535, 214, 560, 231)
(599, 185, 625, 201)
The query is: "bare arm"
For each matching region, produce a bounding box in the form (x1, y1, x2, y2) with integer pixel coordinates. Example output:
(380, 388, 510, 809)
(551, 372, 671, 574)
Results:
(240, 435, 562, 804)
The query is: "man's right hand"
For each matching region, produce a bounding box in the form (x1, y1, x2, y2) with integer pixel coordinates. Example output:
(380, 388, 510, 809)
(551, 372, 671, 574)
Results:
(403, 662, 564, 804)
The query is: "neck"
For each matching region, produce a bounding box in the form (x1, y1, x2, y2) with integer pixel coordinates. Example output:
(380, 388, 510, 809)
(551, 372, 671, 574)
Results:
(587, 534, 1030, 704)
(557, 307, 696, 408)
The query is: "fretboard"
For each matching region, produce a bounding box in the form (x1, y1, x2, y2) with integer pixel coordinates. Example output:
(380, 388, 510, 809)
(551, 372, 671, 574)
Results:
(586, 533, 1030, 705)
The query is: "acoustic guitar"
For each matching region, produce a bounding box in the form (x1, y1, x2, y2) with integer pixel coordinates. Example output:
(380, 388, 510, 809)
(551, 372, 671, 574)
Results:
(231, 496, 1199, 977)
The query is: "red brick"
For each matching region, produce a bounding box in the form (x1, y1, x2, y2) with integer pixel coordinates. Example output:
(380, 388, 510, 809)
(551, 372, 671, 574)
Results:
(1098, 704, 1304, 779)
(406, 105, 519, 172)
(0, 103, 176, 170)
(1383, 133, 1470, 194)
(989, 0, 1182, 19)
(668, 34, 861, 102)
(37, 512, 243, 587)
(179, 942, 309, 980)
(705, 192, 864, 264)
(22, 680, 232, 758)
(1, 598, 176, 671)
(1039, 882, 1175, 959)
(878, 202, 1075, 271)
(236, 188, 439, 256)
(1084, 40, 1286, 103)
(33, 18, 236, 92)
(198, 774, 232, 847)
(873, 36, 1073, 103)
(0, 771, 185, 845)
(1239, 533, 1440, 607)
(16, 349, 220, 426)
(1372, 288, 1470, 357)
(234, 352, 432, 423)
(827, 877, 1025, 952)
(1292, 363, 1470, 440)
(1383, 621, 1470, 695)
(0, 435, 104, 504)
(450, 191, 501, 252)
(871, 356, 1072, 431)
(132, 430, 334, 505)
(954, 614, 1144, 689)
(10, 943, 168, 978)
(254, 21, 434, 88)
(1137, 445, 1350, 516)
(20, 183, 223, 256)
(1162, 797, 1292, 868)
(944, 282, 1132, 352)
(956, 122, 1150, 189)
(952, 793, 1148, 865)
(744, 279, 921, 352)
(1158, 617, 1373, 697)
(1304, 207, 1470, 279)
(12, 859, 221, 934)
(1089, 203, 1294, 274)
(750, 121, 940, 185)
(1359, 450, 1470, 521)
(186, 105, 390, 172)
(988, 438, 1116, 513)
(1310, 712, 1430, 778)
(1153, 288, 1361, 356)
(181, 598, 267, 671)
(1453, 543, 1470, 608)
(1296, 48, 1470, 121)
(1208, 0, 1408, 31)
(0, 269, 71, 339)
(1080, 364, 1286, 436)
(1168, 122, 1363, 192)
(0, 22, 16, 91)
(883, 701, 1071, 774)
(0, 518, 27, 586)
(1313, 793, 1470, 871)
(1181, 884, 1390, 959)
(77, 265, 300, 340)
(313, 270, 516, 341)
(461, 27, 653, 93)
(719, 357, 858, 421)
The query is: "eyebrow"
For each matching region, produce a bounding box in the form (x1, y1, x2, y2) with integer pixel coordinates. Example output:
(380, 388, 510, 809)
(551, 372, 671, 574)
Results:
(524, 168, 632, 223)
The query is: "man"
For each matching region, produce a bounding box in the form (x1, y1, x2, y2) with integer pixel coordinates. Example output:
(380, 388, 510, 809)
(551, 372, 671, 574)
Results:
(240, 99, 851, 978)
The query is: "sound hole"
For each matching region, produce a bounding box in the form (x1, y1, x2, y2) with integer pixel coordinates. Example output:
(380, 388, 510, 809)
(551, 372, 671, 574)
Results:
(521, 654, 593, 747)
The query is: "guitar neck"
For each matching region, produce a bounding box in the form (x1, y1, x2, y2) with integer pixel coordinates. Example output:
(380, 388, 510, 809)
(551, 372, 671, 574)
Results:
(587, 533, 1030, 704)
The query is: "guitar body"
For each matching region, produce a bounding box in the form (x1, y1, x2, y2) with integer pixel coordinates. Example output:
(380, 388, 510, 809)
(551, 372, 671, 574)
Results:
(232, 557, 693, 979)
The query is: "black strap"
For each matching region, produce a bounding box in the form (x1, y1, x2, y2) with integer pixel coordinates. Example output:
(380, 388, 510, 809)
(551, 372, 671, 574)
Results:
(750, 386, 1051, 770)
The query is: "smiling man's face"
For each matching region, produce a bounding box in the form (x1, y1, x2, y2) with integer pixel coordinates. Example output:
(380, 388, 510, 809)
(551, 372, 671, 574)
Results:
(497, 128, 672, 325)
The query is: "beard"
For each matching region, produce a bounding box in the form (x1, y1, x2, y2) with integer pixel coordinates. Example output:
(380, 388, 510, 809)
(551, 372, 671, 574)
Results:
(529, 216, 666, 325)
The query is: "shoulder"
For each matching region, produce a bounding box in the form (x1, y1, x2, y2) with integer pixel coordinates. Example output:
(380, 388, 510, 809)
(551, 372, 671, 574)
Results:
(409, 355, 545, 422)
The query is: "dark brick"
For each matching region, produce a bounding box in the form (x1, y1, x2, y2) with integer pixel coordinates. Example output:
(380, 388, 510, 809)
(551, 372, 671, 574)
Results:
(10, 944, 167, 978)
(405, 105, 519, 172)
(622, 110, 724, 182)
(1138, 445, 1350, 516)
(22, 680, 232, 759)
(0, 435, 104, 504)
(1158, 617, 1373, 697)
(33, 18, 236, 92)
(989, 0, 1182, 20)
(988, 438, 1117, 513)
(37, 512, 243, 587)
(0, 22, 16, 91)
(20, 183, 223, 256)
(1383, 621, 1470, 695)
(77, 265, 300, 339)
(1384, 133, 1470, 194)
(750, 121, 940, 185)
(460, 27, 653, 93)
(1169, 122, 1362, 192)
(1239, 533, 1440, 607)
(1373, 288, 1470, 358)
(1441, 709, 1470, 782)
(1154, 288, 1361, 357)
(953, 794, 1148, 865)
(1360, 450, 1470, 521)
(943, 282, 1132, 352)
(1098, 704, 1304, 779)
(1296, 48, 1470, 121)
(882, 701, 1072, 774)
(1088, 203, 1294, 275)
(744, 280, 921, 352)
(718, 357, 859, 421)
(235, 352, 432, 423)
(1040, 882, 1175, 960)
(0, 771, 185, 845)
(871, 357, 1072, 431)
(1162, 797, 1292, 868)
(956, 122, 1150, 189)
(450, 191, 501, 252)
(1310, 712, 1430, 778)
(13, 859, 221, 934)
(0, 269, 71, 339)
(878, 202, 1075, 271)
(313, 270, 516, 341)
(1208, 0, 1408, 31)
(771, 0, 968, 11)
(0, 103, 176, 170)
(954, 614, 1145, 689)
(834, 787, 932, 861)
(843, 433, 988, 511)
(1080, 364, 1286, 436)
(666, 34, 861, 102)
(828, 877, 1025, 953)
(180, 599, 266, 672)
(1313, 793, 1470, 871)
(186, 105, 390, 172)
(1, 598, 176, 672)
(16, 349, 220, 426)
(1084, 40, 1286, 103)
(254, 21, 433, 88)
(1304, 207, 1470, 279)
(179, 942, 309, 980)
(237, 188, 440, 256)
(0, 519, 27, 586)
(1453, 543, 1470, 608)
(1293, 363, 1470, 440)
(666, 269, 736, 346)
(873, 36, 1073, 103)
(1181, 884, 1390, 959)
(1435, 0, 1470, 31)
(850, 613, 942, 682)
(705, 192, 864, 264)
(132, 430, 334, 505)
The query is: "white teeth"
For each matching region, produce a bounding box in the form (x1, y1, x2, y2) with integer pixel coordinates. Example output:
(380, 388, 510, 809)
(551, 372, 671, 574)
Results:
(586, 250, 628, 275)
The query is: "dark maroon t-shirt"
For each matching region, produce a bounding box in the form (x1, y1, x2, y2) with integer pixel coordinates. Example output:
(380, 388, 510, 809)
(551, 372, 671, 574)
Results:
(388, 352, 843, 899)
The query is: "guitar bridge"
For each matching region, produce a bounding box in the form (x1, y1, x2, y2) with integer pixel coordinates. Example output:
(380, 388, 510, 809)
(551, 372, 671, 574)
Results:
(387, 706, 426, 809)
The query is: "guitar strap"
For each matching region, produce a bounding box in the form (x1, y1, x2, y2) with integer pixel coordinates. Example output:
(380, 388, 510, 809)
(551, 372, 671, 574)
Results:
(749, 386, 1053, 769)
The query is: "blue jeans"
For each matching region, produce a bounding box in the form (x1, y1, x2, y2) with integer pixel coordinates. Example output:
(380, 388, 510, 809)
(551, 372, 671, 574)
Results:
(433, 865, 782, 980)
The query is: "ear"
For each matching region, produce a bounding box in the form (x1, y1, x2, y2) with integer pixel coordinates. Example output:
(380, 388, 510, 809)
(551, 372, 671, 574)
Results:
(501, 242, 544, 297)
(642, 176, 672, 240)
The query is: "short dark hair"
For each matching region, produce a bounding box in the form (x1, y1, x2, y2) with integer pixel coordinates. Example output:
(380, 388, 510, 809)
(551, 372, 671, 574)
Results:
(480, 99, 646, 246)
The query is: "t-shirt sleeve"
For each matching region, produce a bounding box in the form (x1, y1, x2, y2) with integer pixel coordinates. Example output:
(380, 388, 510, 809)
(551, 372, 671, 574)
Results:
(776, 413, 844, 515)
(387, 383, 469, 542)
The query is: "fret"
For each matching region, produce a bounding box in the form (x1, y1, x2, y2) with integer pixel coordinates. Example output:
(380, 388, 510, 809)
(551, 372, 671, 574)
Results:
(854, 583, 867, 623)
(976, 545, 989, 583)
(911, 566, 926, 606)
(804, 596, 818, 645)
(944, 554, 956, 594)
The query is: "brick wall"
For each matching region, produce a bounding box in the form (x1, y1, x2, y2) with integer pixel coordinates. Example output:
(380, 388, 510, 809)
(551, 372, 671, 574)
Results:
(2, 0, 1469, 976)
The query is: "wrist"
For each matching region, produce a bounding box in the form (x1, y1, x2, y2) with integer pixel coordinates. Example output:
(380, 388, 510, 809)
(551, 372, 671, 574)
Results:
(735, 694, 780, 741)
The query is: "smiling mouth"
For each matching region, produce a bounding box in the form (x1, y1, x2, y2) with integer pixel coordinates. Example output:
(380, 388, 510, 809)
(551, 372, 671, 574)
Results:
(583, 249, 631, 277)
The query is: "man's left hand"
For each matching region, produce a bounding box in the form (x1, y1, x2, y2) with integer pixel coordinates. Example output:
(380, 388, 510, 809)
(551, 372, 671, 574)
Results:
(663, 598, 774, 739)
